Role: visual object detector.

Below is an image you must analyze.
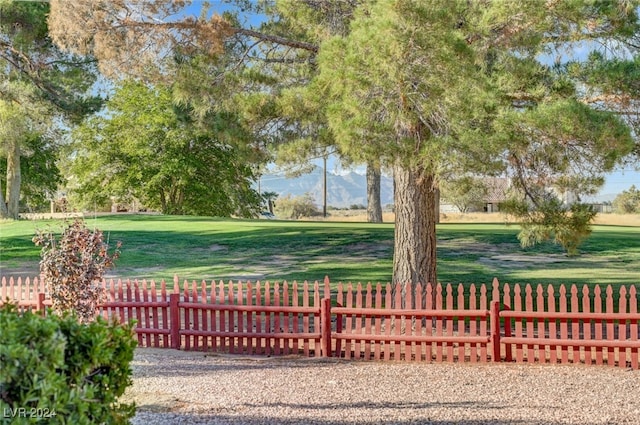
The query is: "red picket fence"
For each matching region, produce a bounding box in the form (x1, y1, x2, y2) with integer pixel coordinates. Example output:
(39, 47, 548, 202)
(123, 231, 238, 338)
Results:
(332, 282, 492, 362)
(497, 283, 639, 368)
(1, 275, 639, 368)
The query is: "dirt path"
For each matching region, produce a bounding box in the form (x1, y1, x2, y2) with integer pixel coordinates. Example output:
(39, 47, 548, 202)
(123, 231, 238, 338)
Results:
(123, 348, 640, 425)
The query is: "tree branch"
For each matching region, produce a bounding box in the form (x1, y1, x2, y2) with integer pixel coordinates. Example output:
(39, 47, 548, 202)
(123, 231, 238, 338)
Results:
(234, 28, 318, 53)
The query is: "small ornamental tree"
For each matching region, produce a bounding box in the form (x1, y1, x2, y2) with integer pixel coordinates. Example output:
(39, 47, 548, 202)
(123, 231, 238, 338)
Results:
(612, 185, 640, 214)
(33, 219, 121, 323)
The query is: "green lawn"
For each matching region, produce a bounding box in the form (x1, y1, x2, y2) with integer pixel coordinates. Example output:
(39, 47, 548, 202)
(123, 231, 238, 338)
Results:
(1, 215, 639, 289)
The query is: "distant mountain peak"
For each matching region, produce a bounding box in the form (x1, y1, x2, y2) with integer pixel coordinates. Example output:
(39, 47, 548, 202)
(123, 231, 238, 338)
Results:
(258, 170, 393, 208)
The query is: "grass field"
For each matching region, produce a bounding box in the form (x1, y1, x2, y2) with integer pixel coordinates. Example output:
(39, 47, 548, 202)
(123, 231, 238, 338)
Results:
(1, 214, 639, 288)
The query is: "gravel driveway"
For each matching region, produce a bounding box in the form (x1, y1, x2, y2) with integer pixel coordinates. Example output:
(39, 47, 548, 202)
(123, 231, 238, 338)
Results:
(123, 348, 639, 425)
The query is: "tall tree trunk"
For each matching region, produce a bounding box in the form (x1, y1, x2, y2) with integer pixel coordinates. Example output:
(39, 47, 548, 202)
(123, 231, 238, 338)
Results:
(0, 175, 8, 218)
(366, 161, 383, 223)
(392, 161, 437, 308)
(435, 184, 440, 224)
(6, 140, 21, 219)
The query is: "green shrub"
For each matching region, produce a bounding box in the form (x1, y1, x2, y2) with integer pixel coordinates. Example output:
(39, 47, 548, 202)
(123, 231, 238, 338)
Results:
(0, 304, 137, 425)
(612, 185, 640, 214)
(274, 193, 319, 219)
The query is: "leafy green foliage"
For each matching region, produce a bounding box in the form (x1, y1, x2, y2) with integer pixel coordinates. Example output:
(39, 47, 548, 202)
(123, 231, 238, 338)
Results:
(66, 81, 261, 217)
(274, 194, 319, 219)
(613, 185, 640, 214)
(33, 219, 120, 323)
(0, 304, 136, 424)
(441, 177, 489, 213)
(503, 196, 596, 256)
(0, 132, 62, 213)
(0, 0, 101, 219)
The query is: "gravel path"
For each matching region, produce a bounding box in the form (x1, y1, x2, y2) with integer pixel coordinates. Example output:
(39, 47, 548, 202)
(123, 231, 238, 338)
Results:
(123, 348, 639, 425)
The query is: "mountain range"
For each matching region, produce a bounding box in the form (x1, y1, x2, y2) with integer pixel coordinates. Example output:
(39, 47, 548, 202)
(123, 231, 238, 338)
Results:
(258, 166, 622, 209)
(259, 166, 394, 208)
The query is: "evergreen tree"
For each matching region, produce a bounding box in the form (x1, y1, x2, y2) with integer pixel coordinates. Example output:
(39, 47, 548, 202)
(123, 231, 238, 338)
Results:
(0, 0, 100, 218)
(47, 0, 638, 294)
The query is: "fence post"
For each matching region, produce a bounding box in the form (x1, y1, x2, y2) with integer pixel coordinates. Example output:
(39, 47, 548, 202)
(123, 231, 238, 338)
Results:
(321, 297, 332, 357)
(490, 300, 501, 362)
(37, 292, 46, 315)
(170, 293, 180, 350)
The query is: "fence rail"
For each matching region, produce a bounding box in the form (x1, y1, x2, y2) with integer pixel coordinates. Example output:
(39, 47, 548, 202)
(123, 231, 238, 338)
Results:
(1, 276, 638, 369)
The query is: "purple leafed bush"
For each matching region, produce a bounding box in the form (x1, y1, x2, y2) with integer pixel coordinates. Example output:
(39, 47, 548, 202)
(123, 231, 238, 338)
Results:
(33, 219, 121, 323)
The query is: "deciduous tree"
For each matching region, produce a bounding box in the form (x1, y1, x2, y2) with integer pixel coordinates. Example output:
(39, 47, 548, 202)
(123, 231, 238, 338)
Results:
(613, 185, 640, 213)
(67, 81, 261, 217)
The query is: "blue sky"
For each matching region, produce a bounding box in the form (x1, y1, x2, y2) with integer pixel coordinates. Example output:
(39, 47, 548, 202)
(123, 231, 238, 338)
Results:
(593, 169, 639, 201)
(315, 158, 638, 202)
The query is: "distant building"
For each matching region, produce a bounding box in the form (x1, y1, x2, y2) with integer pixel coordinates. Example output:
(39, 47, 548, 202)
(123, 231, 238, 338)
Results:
(483, 177, 511, 213)
(440, 177, 512, 213)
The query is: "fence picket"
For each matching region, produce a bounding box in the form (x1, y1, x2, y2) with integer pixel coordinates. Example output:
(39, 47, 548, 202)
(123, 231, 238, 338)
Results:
(606, 286, 615, 366)
(619, 287, 628, 368)
(435, 284, 443, 362)
(559, 285, 569, 364)
(228, 281, 236, 354)
(536, 285, 545, 364)
(415, 283, 424, 362)
(445, 284, 454, 363)
(23, 277, 30, 308)
(355, 283, 363, 359)
(336, 282, 344, 357)
(246, 281, 254, 355)
(292, 281, 299, 355)
(1, 276, 6, 302)
(502, 283, 512, 362)
(218, 281, 227, 352)
(255, 281, 263, 355)
(141, 280, 149, 347)
(525, 285, 534, 363)
(570, 285, 580, 365)
(342, 283, 352, 359)
(404, 283, 413, 362)
(582, 286, 592, 365)
(133, 280, 142, 346)
(594, 285, 603, 365)
(150, 281, 159, 347)
(384, 283, 392, 361)
(282, 281, 289, 353)
(514, 284, 523, 363)
(182, 280, 191, 350)
(393, 283, 402, 361)
(12, 276, 18, 300)
(302, 281, 310, 356)
(479, 284, 488, 362)
(274, 282, 281, 355)
(546, 285, 556, 364)
(117, 280, 125, 323)
(237, 281, 245, 354)
(426, 283, 434, 361)
(374, 283, 383, 361)
(314, 280, 321, 357)
(364, 283, 373, 360)
(456, 284, 465, 363)
(630, 286, 638, 369)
